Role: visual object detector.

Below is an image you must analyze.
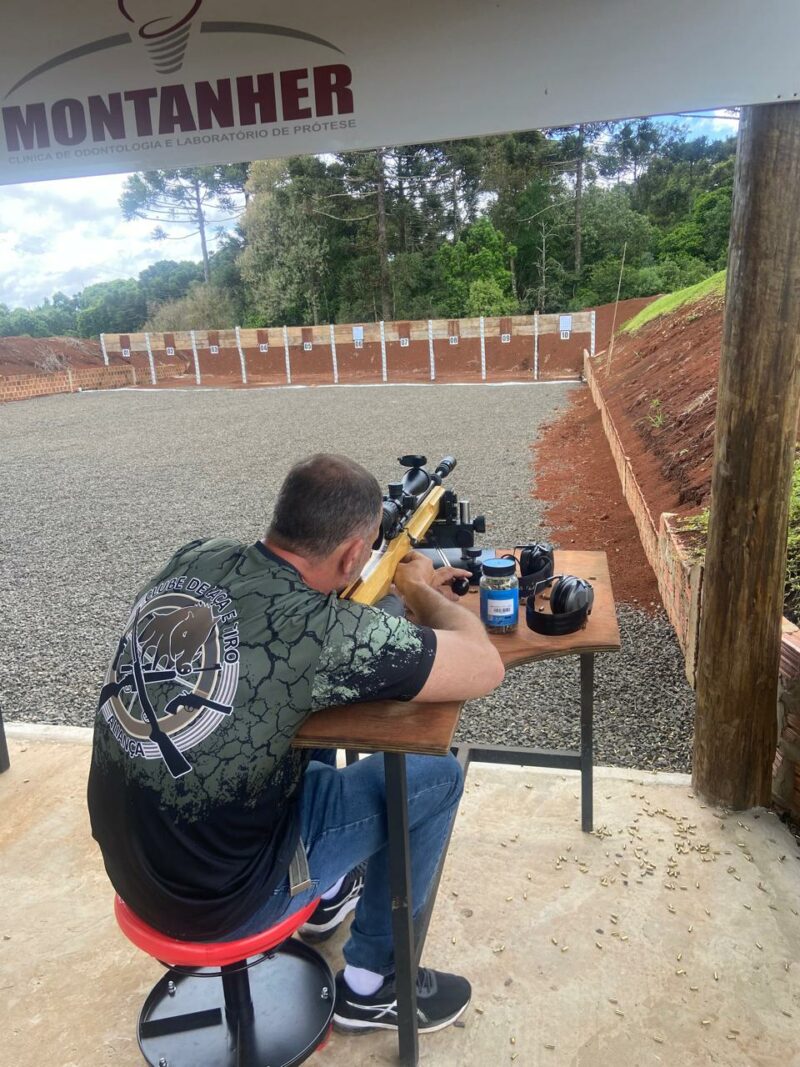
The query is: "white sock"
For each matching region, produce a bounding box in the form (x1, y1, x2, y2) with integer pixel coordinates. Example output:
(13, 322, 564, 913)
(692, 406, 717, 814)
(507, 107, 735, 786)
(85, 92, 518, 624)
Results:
(343, 964, 384, 996)
(321, 875, 345, 900)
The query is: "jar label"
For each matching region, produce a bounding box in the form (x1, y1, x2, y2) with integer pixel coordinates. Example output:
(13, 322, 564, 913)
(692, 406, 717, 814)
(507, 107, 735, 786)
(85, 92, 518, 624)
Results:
(480, 588, 519, 626)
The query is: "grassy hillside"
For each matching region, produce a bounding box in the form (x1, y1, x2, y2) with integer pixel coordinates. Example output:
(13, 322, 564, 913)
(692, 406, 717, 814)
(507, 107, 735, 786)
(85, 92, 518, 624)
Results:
(621, 271, 727, 334)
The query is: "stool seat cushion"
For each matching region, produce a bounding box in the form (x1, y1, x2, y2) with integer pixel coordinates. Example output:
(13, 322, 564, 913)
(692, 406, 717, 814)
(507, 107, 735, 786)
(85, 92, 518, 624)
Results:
(114, 895, 320, 968)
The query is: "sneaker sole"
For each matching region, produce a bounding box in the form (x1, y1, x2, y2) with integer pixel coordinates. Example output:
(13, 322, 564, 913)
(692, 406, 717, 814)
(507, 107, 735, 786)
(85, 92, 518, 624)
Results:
(298, 895, 360, 942)
(333, 996, 470, 1035)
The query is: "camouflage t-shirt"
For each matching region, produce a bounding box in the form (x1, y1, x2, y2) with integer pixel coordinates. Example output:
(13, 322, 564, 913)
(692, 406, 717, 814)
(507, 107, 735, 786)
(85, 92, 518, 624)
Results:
(87, 538, 436, 939)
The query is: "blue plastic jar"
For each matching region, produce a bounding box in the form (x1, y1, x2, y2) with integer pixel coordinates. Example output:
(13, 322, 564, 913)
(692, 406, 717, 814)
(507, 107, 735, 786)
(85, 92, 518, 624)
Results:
(479, 557, 519, 633)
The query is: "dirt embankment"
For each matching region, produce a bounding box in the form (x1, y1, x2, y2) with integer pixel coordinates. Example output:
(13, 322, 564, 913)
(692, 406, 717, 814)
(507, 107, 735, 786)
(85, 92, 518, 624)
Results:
(0, 336, 189, 379)
(533, 388, 664, 611)
(593, 294, 725, 514)
(533, 286, 736, 613)
(0, 336, 108, 375)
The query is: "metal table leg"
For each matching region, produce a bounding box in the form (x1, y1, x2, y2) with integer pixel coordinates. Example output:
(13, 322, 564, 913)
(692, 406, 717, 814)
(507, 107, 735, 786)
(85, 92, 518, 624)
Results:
(580, 653, 594, 832)
(0, 705, 9, 775)
(384, 752, 419, 1066)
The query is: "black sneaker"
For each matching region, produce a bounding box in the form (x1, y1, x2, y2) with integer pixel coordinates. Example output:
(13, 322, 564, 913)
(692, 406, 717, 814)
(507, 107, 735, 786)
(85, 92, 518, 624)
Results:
(298, 865, 365, 942)
(333, 966, 471, 1034)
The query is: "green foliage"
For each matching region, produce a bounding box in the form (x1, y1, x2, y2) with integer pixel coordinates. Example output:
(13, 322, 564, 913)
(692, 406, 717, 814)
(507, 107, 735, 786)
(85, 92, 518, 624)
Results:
(579, 187, 657, 266)
(144, 283, 237, 331)
(678, 508, 710, 536)
(648, 397, 665, 428)
(786, 461, 800, 620)
(239, 158, 333, 326)
(466, 277, 518, 316)
(5, 123, 738, 336)
(76, 279, 148, 337)
(434, 218, 517, 317)
(676, 463, 800, 620)
(138, 260, 203, 307)
(621, 270, 727, 333)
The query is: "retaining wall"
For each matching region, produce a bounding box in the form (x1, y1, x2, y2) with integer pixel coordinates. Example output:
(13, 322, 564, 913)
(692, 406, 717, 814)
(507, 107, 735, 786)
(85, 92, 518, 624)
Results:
(0, 362, 184, 404)
(584, 349, 800, 818)
(102, 311, 596, 387)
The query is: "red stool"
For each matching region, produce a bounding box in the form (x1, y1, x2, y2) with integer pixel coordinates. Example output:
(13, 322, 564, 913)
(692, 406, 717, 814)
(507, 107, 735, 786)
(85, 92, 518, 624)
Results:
(114, 896, 334, 1067)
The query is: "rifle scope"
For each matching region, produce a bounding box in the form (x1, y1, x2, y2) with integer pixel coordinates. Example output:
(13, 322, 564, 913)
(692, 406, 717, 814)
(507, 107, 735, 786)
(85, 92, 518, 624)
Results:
(374, 455, 457, 547)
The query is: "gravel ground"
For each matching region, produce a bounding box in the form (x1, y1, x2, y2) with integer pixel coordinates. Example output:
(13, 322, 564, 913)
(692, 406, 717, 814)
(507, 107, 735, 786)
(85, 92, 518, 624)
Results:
(0, 382, 695, 771)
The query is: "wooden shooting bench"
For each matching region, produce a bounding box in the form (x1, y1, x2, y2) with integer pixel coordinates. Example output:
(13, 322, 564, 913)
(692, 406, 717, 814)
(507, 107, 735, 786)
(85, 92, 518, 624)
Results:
(294, 549, 620, 1066)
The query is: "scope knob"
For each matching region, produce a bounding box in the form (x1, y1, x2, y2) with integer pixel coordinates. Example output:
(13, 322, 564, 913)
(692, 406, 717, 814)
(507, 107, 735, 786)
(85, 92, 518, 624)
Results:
(402, 493, 416, 509)
(388, 482, 403, 499)
(464, 547, 483, 559)
(473, 515, 486, 534)
(398, 454, 427, 468)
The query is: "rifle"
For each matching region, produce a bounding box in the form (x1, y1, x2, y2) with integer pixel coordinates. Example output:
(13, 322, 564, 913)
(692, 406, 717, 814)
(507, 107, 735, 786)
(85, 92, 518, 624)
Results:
(342, 454, 488, 606)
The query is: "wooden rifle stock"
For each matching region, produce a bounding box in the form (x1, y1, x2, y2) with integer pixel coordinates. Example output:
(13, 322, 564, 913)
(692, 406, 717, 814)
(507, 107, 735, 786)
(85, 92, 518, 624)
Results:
(341, 486, 445, 606)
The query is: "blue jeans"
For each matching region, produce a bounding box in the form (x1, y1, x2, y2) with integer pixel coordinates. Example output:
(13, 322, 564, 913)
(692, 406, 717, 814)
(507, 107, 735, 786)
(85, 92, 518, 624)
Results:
(227, 748, 464, 975)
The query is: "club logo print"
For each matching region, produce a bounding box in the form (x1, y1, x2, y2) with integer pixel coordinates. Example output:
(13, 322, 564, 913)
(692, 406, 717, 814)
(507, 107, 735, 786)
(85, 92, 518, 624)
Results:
(98, 589, 239, 778)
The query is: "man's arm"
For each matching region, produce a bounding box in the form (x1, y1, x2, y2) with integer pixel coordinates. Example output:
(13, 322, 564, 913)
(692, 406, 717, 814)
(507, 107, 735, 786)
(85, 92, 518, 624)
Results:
(394, 554, 505, 703)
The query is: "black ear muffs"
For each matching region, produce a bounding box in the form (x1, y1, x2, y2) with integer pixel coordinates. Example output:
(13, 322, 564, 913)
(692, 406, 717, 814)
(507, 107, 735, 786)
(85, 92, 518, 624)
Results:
(526, 574, 594, 636)
(503, 543, 554, 595)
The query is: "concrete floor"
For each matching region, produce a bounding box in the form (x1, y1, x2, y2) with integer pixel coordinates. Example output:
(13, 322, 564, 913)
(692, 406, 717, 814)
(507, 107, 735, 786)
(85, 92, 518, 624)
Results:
(2, 728, 800, 1067)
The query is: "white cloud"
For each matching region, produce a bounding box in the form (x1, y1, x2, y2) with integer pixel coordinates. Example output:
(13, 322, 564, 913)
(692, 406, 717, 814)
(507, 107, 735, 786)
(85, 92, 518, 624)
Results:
(676, 108, 740, 139)
(0, 172, 205, 307)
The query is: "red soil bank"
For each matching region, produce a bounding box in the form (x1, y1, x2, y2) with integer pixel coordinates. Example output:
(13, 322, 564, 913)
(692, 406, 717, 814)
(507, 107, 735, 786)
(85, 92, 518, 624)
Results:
(590, 294, 725, 514)
(533, 296, 665, 610)
(533, 388, 663, 611)
(0, 335, 184, 378)
(0, 336, 107, 374)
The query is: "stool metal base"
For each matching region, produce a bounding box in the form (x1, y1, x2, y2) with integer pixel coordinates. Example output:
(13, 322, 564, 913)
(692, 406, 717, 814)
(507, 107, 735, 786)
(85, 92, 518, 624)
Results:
(137, 937, 334, 1067)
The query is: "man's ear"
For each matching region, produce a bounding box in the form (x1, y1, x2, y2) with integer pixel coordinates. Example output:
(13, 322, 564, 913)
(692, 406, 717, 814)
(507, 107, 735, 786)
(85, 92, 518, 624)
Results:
(338, 535, 367, 581)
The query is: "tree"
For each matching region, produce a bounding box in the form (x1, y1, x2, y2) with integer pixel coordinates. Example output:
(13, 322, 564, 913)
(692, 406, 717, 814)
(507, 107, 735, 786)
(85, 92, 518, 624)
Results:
(120, 165, 248, 283)
(547, 122, 613, 285)
(465, 277, 518, 316)
(76, 279, 148, 336)
(434, 218, 517, 316)
(578, 187, 657, 267)
(144, 283, 237, 331)
(239, 159, 334, 325)
(138, 260, 203, 309)
(604, 119, 681, 184)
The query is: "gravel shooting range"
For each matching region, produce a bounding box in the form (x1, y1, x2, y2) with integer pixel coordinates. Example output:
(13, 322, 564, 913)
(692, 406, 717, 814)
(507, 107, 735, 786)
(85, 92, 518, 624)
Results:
(2, 1, 800, 1065)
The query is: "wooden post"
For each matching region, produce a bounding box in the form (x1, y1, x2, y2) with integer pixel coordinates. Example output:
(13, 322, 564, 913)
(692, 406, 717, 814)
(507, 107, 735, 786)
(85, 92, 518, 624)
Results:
(693, 103, 800, 809)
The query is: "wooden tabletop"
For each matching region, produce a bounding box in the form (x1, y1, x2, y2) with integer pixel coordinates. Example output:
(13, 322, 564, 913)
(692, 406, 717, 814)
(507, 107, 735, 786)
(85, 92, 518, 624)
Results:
(294, 550, 620, 756)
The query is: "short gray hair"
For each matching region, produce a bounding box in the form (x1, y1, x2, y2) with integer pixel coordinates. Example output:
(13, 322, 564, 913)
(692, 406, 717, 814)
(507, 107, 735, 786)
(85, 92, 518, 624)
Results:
(268, 454, 382, 558)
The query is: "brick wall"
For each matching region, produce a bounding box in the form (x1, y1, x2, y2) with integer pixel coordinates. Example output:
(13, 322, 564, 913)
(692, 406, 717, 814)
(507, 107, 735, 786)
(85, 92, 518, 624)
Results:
(0, 362, 184, 404)
(584, 352, 660, 576)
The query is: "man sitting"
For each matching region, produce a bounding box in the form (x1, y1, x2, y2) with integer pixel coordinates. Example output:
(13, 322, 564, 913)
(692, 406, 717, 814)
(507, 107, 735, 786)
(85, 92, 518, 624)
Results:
(88, 453, 504, 1035)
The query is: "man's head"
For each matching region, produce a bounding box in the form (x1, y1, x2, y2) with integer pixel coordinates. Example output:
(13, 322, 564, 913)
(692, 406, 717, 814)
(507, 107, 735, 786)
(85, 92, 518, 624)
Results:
(266, 454, 382, 592)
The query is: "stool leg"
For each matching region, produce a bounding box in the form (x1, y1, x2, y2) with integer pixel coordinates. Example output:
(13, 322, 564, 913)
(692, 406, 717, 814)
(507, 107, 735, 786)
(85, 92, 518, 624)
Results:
(221, 963, 257, 1067)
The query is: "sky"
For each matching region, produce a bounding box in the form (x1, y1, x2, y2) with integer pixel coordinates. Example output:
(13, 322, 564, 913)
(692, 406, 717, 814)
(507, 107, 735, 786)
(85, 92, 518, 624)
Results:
(0, 111, 739, 310)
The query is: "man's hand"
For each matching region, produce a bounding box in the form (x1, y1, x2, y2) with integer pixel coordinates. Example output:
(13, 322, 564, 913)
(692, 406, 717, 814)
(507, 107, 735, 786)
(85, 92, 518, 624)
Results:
(393, 551, 435, 597)
(430, 566, 473, 602)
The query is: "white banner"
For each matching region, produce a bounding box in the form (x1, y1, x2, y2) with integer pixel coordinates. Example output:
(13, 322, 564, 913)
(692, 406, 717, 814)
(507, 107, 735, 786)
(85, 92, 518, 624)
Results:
(1, 0, 797, 184)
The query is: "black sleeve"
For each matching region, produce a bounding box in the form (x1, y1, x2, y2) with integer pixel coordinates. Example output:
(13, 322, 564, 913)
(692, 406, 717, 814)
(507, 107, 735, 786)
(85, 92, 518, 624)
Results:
(311, 599, 438, 709)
